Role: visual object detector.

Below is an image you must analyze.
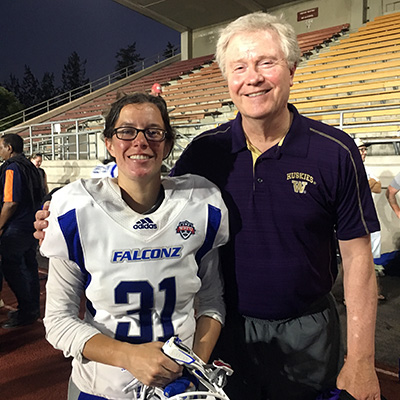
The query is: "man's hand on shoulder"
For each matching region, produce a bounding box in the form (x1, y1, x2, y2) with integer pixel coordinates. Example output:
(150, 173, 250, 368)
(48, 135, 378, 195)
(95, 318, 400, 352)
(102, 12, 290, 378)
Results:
(34, 201, 51, 245)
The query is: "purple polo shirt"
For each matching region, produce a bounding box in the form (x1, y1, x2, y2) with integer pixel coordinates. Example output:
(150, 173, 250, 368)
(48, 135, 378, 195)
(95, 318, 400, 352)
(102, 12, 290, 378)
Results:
(172, 104, 380, 319)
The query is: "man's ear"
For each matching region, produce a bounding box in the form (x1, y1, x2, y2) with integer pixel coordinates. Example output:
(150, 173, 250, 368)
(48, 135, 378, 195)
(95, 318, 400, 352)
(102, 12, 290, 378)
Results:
(289, 63, 297, 87)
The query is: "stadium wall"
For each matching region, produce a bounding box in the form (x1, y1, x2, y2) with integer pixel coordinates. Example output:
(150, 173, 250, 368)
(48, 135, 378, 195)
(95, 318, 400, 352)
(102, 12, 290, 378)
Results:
(44, 160, 97, 192)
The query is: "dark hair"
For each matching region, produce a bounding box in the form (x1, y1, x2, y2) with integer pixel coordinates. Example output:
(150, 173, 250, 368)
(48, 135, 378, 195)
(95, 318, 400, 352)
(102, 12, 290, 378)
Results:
(30, 153, 43, 160)
(1, 133, 24, 154)
(103, 93, 175, 149)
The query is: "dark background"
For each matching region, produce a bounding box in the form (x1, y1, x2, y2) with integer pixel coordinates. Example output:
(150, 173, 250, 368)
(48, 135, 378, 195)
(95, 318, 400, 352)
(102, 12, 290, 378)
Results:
(0, 0, 180, 85)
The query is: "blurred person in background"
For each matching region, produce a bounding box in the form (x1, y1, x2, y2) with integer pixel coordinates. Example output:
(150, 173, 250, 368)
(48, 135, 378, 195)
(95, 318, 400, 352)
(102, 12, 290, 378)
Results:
(30, 153, 49, 198)
(0, 134, 42, 328)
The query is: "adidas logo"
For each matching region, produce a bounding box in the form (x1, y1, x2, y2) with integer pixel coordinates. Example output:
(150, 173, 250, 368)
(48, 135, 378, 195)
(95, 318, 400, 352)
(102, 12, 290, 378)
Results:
(133, 217, 157, 230)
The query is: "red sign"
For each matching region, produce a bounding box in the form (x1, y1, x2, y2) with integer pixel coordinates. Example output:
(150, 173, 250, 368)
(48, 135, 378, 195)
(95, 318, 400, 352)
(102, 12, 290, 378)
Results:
(297, 7, 318, 21)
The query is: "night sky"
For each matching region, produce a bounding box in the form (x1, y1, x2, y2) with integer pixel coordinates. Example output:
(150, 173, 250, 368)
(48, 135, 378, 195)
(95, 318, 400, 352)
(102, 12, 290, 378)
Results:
(1, 0, 180, 86)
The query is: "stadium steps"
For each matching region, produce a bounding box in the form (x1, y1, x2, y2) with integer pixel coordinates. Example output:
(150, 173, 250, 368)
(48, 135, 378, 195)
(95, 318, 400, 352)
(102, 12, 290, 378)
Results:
(290, 11, 400, 139)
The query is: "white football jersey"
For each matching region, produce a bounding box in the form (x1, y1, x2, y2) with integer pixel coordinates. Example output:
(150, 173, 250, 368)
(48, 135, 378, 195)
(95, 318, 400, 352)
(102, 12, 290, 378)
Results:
(41, 174, 229, 399)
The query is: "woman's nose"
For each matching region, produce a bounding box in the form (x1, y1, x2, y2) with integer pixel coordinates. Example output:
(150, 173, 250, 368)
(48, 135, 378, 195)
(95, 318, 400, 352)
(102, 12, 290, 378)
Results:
(132, 130, 149, 146)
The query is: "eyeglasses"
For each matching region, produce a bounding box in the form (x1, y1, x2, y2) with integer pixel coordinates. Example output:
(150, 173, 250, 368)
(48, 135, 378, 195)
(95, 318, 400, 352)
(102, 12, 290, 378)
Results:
(113, 126, 166, 142)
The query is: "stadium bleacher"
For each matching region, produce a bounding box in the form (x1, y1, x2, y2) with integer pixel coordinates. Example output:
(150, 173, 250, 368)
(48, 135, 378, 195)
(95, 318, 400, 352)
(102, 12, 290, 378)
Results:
(297, 23, 350, 56)
(289, 12, 400, 138)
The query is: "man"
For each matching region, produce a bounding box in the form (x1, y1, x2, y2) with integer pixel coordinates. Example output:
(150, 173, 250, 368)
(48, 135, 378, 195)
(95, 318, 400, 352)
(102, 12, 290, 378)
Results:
(356, 139, 386, 286)
(385, 171, 400, 218)
(30, 152, 49, 197)
(172, 12, 380, 400)
(35, 12, 381, 400)
(0, 133, 43, 328)
(356, 139, 381, 194)
(356, 139, 382, 258)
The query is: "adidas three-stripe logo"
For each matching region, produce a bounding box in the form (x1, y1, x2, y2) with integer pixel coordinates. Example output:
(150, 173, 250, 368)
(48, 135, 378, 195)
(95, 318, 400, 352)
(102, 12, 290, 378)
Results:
(133, 217, 158, 230)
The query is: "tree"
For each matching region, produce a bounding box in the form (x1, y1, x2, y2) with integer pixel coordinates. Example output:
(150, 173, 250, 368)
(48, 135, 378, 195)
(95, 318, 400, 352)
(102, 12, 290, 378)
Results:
(163, 41, 178, 59)
(20, 65, 40, 107)
(61, 51, 89, 94)
(0, 86, 24, 130)
(2, 69, 60, 117)
(40, 72, 59, 101)
(2, 73, 22, 102)
(115, 42, 144, 79)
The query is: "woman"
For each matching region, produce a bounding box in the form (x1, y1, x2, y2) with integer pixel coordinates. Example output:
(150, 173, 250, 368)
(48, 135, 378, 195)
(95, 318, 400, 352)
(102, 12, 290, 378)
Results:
(40, 93, 229, 399)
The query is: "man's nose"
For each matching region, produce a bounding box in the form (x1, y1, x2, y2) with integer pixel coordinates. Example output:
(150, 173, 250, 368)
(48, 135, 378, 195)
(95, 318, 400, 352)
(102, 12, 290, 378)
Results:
(246, 67, 264, 85)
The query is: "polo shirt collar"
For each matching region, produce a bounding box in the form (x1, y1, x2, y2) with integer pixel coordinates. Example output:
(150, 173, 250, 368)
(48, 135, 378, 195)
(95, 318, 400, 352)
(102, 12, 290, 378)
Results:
(231, 104, 310, 158)
(231, 112, 248, 153)
(276, 104, 310, 158)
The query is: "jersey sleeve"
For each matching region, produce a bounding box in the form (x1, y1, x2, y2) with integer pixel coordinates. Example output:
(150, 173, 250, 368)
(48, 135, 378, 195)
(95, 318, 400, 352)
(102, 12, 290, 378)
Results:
(43, 257, 101, 361)
(40, 208, 71, 260)
(195, 248, 226, 324)
(41, 183, 100, 360)
(40, 183, 83, 261)
(194, 177, 229, 325)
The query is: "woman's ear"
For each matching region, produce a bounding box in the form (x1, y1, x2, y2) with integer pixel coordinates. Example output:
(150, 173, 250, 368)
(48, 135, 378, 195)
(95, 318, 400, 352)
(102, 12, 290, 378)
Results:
(105, 138, 115, 158)
(163, 140, 173, 160)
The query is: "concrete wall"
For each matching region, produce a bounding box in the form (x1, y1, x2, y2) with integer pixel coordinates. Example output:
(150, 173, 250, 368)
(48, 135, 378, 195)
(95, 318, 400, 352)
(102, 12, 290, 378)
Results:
(191, 21, 222, 59)
(42, 159, 98, 192)
(269, 0, 355, 34)
(190, 0, 390, 59)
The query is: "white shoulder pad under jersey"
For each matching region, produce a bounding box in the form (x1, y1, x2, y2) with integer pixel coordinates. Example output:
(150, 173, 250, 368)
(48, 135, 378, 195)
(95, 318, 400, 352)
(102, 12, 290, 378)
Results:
(41, 175, 229, 398)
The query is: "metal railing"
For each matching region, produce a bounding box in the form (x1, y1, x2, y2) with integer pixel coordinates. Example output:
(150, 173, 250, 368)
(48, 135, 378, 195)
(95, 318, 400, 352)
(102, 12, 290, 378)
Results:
(12, 114, 190, 172)
(2, 113, 191, 173)
(5, 115, 106, 161)
(0, 48, 180, 130)
(303, 104, 400, 132)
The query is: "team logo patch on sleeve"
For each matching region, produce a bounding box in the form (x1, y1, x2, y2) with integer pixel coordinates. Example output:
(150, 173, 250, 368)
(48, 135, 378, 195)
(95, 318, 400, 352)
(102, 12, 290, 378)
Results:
(176, 220, 196, 240)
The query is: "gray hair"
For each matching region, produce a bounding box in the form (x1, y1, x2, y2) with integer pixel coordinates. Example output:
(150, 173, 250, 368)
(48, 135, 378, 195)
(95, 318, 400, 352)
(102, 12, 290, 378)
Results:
(215, 12, 301, 78)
